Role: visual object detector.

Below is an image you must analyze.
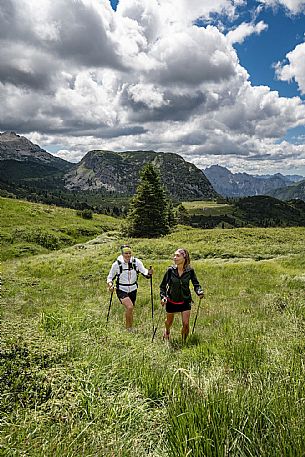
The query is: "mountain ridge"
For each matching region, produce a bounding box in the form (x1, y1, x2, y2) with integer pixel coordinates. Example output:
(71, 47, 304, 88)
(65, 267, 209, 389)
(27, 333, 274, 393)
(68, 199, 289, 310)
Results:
(0, 132, 219, 202)
(65, 149, 218, 200)
(268, 179, 305, 201)
(0, 131, 71, 170)
(2, 132, 305, 204)
(204, 164, 304, 198)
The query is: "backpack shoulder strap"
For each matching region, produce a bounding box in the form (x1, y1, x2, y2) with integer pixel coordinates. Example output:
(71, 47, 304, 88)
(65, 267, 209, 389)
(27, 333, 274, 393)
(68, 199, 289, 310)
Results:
(115, 260, 123, 287)
(117, 259, 123, 274)
(167, 266, 173, 282)
(132, 257, 138, 272)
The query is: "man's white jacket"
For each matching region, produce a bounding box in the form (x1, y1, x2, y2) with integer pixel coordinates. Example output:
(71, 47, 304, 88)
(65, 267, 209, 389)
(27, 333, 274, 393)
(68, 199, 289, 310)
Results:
(107, 255, 149, 293)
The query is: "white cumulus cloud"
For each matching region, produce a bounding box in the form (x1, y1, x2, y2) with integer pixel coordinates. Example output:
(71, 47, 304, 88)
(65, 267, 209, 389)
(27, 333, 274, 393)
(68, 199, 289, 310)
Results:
(258, 0, 305, 14)
(275, 41, 305, 94)
(226, 20, 268, 44)
(0, 0, 305, 174)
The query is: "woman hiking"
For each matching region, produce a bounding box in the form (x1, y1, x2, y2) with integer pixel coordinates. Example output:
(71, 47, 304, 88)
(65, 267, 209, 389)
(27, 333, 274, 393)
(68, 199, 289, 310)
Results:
(107, 244, 153, 332)
(160, 248, 204, 341)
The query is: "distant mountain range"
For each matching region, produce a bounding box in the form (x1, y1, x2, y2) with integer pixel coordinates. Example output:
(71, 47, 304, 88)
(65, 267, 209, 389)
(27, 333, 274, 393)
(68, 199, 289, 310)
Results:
(0, 131, 218, 202)
(204, 165, 305, 200)
(1, 131, 305, 227)
(268, 179, 305, 201)
(1, 132, 305, 208)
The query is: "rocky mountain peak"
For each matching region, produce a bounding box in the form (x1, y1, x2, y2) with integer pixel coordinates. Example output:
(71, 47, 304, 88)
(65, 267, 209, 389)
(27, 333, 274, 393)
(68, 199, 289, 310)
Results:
(0, 131, 20, 140)
(0, 131, 71, 170)
(1, 131, 46, 154)
(65, 149, 219, 201)
(204, 165, 304, 198)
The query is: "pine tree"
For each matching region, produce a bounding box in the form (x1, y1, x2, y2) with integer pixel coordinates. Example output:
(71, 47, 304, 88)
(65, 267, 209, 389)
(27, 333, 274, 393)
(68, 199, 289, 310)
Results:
(176, 203, 190, 225)
(166, 199, 177, 228)
(125, 163, 171, 237)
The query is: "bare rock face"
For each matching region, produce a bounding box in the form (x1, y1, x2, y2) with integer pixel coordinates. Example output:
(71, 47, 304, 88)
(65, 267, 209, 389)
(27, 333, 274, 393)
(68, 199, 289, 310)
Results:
(270, 179, 305, 202)
(65, 149, 219, 201)
(0, 131, 219, 201)
(204, 164, 304, 198)
(0, 131, 70, 170)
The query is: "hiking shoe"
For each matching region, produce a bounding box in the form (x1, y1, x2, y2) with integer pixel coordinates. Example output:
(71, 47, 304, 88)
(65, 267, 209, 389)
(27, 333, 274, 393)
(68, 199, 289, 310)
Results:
(127, 328, 136, 333)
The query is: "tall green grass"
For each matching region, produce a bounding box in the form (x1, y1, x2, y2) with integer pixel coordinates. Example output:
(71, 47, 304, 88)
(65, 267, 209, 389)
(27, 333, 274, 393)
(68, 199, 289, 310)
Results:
(1, 220, 305, 455)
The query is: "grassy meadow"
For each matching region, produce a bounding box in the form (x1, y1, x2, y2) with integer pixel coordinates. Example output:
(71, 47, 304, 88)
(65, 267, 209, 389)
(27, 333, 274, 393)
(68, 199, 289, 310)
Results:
(182, 200, 234, 216)
(0, 197, 118, 261)
(1, 197, 305, 456)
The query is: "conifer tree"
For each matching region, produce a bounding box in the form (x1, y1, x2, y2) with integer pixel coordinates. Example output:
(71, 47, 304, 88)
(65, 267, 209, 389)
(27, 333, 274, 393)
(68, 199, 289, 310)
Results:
(166, 199, 177, 228)
(125, 163, 171, 237)
(176, 203, 190, 225)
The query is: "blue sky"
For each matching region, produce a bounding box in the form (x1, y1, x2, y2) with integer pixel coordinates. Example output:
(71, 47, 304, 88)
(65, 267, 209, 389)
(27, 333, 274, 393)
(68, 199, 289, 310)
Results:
(232, 3, 305, 99)
(236, 2, 305, 148)
(108, 0, 305, 173)
(110, 0, 119, 10)
(111, 0, 305, 99)
(1, 0, 305, 175)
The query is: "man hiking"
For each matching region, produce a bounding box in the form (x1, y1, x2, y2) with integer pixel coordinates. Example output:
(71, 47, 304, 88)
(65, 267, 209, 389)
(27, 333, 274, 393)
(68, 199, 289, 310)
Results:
(107, 245, 153, 331)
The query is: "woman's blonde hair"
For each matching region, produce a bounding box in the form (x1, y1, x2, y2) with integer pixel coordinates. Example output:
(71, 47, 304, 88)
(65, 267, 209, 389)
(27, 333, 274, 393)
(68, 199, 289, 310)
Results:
(176, 248, 191, 269)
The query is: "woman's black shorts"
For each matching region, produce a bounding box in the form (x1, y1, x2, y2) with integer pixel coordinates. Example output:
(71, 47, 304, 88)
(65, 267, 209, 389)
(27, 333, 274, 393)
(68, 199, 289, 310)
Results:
(116, 289, 137, 305)
(166, 299, 191, 313)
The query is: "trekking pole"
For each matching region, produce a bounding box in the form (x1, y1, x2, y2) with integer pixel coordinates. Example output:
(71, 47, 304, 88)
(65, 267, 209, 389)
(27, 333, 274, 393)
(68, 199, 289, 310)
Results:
(150, 265, 154, 337)
(106, 290, 114, 324)
(151, 305, 164, 342)
(192, 296, 202, 334)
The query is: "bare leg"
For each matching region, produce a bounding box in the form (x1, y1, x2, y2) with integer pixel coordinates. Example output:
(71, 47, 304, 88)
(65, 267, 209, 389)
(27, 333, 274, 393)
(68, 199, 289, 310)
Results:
(164, 313, 174, 340)
(121, 297, 134, 329)
(181, 310, 191, 341)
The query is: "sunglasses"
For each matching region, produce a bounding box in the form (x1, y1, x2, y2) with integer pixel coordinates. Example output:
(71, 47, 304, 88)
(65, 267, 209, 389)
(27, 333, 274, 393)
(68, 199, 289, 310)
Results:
(122, 250, 132, 254)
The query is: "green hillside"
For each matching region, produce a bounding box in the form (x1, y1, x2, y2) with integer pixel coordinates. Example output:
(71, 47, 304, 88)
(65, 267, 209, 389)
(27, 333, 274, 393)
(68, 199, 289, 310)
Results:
(0, 159, 67, 181)
(234, 195, 305, 226)
(183, 200, 234, 216)
(1, 219, 305, 455)
(0, 197, 118, 260)
(182, 196, 305, 229)
(270, 178, 305, 201)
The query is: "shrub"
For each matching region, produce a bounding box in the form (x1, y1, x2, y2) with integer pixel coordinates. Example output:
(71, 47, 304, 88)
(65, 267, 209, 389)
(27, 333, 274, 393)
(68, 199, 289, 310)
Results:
(77, 209, 93, 219)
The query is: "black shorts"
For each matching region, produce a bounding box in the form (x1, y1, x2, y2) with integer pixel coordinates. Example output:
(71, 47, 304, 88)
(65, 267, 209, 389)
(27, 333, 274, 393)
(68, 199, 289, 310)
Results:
(166, 300, 192, 313)
(116, 289, 137, 305)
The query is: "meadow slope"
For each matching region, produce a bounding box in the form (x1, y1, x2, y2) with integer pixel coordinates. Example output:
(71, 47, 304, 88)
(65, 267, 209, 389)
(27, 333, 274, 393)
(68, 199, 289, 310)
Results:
(0, 197, 118, 261)
(1, 201, 305, 456)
